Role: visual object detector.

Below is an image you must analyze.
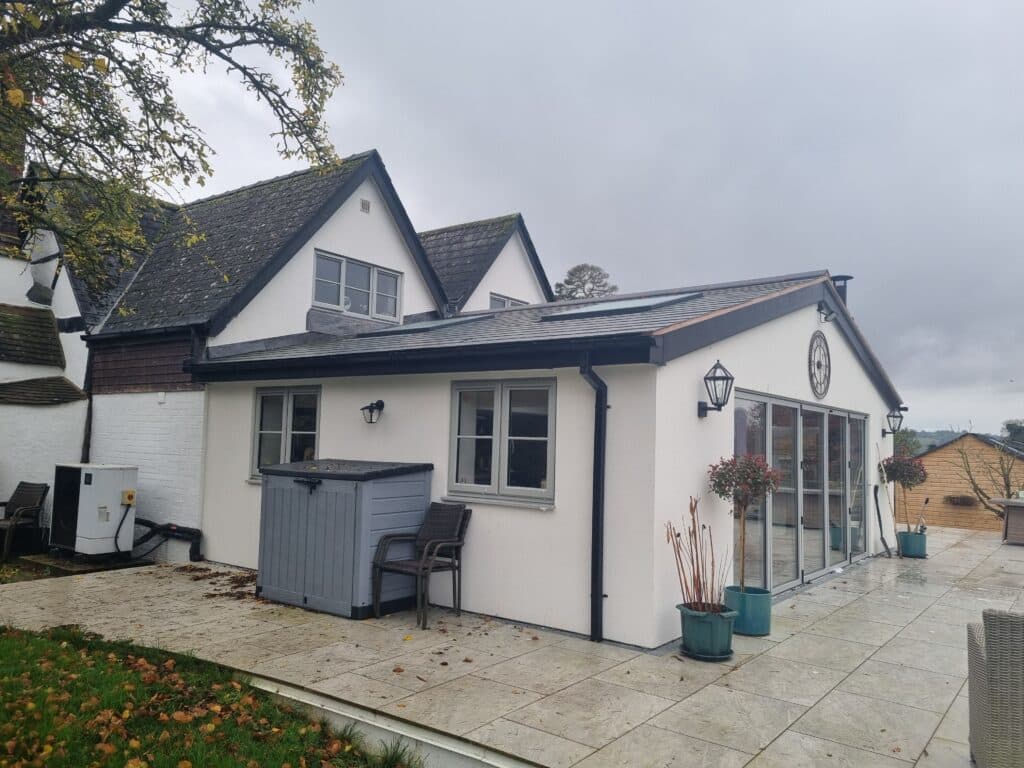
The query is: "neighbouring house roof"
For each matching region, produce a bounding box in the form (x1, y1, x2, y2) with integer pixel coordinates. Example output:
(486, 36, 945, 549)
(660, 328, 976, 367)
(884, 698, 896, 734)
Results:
(0, 303, 64, 367)
(418, 214, 554, 310)
(90, 150, 448, 338)
(918, 433, 1024, 462)
(0, 376, 86, 405)
(189, 270, 903, 410)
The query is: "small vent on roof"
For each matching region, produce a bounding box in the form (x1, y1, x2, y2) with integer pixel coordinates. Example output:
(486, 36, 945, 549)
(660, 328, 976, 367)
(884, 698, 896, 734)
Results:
(360, 199, 371, 214)
(540, 292, 702, 321)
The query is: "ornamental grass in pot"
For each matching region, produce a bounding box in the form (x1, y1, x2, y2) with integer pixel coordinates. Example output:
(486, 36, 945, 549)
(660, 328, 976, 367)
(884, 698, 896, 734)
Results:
(708, 455, 782, 636)
(665, 496, 736, 661)
(880, 455, 929, 558)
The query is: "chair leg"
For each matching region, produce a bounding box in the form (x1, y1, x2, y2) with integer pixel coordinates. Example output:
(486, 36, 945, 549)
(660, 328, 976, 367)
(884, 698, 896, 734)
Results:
(372, 566, 382, 618)
(414, 572, 423, 629)
(1, 526, 12, 564)
(451, 567, 457, 614)
(456, 563, 463, 616)
(421, 573, 430, 630)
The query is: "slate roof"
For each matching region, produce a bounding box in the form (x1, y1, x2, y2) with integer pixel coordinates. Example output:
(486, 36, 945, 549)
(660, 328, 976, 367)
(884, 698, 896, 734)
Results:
(0, 376, 86, 405)
(918, 433, 1024, 461)
(418, 214, 554, 309)
(0, 303, 64, 367)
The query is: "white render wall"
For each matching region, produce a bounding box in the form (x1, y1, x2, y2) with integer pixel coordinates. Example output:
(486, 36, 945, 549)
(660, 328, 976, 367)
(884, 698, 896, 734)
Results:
(461, 231, 550, 311)
(90, 391, 206, 561)
(649, 303, 896, 646)
(211, 178, 440, 347)
(0, 401, 87, 528)
(200, 365, 659, 645)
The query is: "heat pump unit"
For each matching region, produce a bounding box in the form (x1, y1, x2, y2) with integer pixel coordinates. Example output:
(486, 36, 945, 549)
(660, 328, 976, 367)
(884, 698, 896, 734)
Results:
(50, 464, 138, 555)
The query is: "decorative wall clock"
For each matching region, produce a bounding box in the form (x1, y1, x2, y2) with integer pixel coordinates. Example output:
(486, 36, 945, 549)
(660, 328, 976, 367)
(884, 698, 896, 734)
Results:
(808, 331, 831, 399)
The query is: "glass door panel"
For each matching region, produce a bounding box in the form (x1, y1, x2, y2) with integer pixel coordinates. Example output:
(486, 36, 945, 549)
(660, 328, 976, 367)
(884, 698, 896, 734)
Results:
(849, 418, 867, 556)
(828, 414, 847, 567)
(801, 409, 826, 576)
(771, 404, 800, 588)
(734, 398, 767, 589)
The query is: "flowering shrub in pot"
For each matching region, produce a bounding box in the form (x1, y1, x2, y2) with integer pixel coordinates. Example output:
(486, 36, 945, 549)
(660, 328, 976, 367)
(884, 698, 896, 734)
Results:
(880, 455, 929, 558)
(708, 455, 782, 636)
(665, 496, 736, 660)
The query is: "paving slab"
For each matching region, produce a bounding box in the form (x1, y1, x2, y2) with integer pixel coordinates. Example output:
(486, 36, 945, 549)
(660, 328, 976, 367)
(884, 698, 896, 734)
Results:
(747, 730, 908, 767)
(719, 654, 846, 706)
(593, 651, 726, 701)
(917, 737, 971, 767)
(839, 659, 962, 713)
(475, 644, 621, 695)
(768, 633, 876, 672)
(573, 723, 751, 768)
(466, 719, 594, 768)
(871, 636, 969, 677)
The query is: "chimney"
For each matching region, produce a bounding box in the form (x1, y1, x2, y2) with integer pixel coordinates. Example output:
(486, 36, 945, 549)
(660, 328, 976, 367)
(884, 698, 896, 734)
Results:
(831, 274, 852, 305)
(0, 127, 26, 251)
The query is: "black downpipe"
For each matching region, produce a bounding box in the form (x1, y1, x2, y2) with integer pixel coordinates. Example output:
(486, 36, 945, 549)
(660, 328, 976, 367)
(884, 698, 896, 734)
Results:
(580, 356, 608, 642)
(80, 347, 94, 462)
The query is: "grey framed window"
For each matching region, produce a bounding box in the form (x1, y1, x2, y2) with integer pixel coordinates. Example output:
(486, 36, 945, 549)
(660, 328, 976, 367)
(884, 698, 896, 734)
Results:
(449, 379, 555, 501)
(252, 387, 320, 476)
(489, 293, 528, 309)
(314, 250, 401, 320)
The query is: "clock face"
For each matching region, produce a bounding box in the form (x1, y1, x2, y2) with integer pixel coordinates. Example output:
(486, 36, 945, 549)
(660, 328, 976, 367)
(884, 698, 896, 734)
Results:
(809, 331, 831, 399)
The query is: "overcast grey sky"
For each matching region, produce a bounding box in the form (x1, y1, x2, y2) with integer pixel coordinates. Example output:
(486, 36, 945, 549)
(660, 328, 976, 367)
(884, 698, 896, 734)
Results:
(176, 1, 1022, 433)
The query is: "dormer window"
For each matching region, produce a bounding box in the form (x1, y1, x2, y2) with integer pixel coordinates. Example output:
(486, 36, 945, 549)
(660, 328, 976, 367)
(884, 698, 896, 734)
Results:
(489, 293, 528, 309)
(314, 251, 401, 320)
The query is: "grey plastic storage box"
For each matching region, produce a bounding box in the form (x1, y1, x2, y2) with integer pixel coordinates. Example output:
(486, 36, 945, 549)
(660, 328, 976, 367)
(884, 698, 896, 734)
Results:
(257, 459, 433, 618)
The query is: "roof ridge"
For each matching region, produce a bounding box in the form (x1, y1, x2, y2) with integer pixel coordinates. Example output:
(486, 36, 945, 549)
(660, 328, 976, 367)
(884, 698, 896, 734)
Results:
(178, 151, 376, 209)
(417, 213, 520, 237)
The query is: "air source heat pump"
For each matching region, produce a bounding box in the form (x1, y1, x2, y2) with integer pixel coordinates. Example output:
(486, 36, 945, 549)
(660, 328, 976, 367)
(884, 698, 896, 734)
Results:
(50, 464, 138, 555)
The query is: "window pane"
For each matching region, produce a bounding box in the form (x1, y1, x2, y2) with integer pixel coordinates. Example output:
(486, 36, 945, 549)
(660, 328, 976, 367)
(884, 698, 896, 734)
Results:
(458, 390, 494, 436)
(733, 398, 767, 589)
(291, 393, 317, 432)
(316, 255, 341, 282)
(345, 287, 370, 315)
(259, 395, 284, 431)
(375, 294, 397, 317)
(345, 261, 371, 290)
(258, 433, 282, 467)
(490, 295, 507, 309)
(315, 280, 340, 305)
(507, 439, 548, 489)
(376, 271, 398, 297)
(456, 437, 492, 485)
(508, 389, 548, 437)
(290, 432, 316, 462)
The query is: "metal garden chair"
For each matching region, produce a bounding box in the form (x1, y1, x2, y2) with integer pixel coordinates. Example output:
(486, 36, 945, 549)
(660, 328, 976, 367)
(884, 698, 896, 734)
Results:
(0, 482, 49, 562)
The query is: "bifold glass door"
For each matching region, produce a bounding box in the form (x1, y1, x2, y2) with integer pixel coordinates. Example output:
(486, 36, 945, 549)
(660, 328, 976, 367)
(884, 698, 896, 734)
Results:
(733, 393, 869, 593)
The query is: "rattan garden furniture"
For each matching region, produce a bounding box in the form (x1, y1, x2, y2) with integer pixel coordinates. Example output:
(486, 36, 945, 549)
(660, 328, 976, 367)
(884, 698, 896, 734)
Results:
(968, 608, 1024, 768)
(992, 499, 1024, 545)
(0, 482, 49, 562)
(372, 502, 471, 629)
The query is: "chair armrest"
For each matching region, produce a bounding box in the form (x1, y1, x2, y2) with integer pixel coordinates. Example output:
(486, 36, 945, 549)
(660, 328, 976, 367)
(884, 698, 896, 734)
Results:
(9, 505, 40, 523)
(373, 534, 416, 567)
(419, 539, 464, 568)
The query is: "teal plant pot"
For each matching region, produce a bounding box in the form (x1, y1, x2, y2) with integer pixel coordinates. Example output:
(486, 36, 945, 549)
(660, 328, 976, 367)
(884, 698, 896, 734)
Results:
(724, 585, 772, 637)
(897, 531, 927, 558)
(677, 603, 737, 661)
(829, 526, 844, 551)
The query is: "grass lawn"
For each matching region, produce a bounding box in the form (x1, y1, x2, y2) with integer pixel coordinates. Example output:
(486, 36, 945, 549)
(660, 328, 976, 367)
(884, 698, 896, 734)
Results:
(0, 626, 422, 768)
(0, 562, 54, 585)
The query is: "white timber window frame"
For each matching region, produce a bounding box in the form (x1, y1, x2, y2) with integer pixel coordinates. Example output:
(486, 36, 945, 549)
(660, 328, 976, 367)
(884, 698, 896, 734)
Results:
(251, 387, 322, 478)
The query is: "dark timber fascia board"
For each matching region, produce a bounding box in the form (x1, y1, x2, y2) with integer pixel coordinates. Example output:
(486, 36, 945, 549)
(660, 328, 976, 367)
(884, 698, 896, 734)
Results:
(513, 215, 556, 302)
(650, 279, 903, 410)
(85, 325, 195, 347)
(187, 335, 653, 382)
(205, 152, 449, 338)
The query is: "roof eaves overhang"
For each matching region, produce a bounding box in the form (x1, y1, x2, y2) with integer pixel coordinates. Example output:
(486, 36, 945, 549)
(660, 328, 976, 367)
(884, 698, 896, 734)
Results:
(187, 333, 655, 383)
(650, 276, 904, 411)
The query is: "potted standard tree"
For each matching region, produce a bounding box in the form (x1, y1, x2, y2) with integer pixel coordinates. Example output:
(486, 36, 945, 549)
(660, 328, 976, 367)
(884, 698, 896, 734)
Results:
(881, 455, 929, 558)
(709, 455, 782, 636)
(665, 496, 736, 661)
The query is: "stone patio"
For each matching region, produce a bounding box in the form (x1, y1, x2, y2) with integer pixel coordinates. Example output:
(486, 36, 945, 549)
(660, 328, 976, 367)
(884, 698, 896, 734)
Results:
(1, 525, 1020, 767)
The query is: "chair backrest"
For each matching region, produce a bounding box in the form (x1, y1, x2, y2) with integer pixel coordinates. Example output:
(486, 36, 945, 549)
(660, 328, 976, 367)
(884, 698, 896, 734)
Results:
(982, 608, 1024, 656)
(415, 502, 469, 552)
(5, 482, 49, 522)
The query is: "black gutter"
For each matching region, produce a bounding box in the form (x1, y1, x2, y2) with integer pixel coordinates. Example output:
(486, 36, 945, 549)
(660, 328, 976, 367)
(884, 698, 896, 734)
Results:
(579, 355, 608, 643)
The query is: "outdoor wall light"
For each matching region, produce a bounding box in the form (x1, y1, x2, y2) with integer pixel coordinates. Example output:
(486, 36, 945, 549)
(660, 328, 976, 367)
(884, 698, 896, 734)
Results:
(697, 360, 735, 418)
(881, 406, 907, 438)
(361, 400, 385, 424)
(817, 301, 836, 323)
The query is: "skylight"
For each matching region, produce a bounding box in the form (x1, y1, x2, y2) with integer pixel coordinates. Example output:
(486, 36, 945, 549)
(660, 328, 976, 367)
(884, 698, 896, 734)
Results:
(358, 314, 491, 337)
(540, 292, 702, 321)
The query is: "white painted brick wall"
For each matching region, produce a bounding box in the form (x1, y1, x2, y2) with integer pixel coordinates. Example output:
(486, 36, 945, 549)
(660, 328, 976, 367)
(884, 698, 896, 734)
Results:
(0, 401, 88, 528)
(91, 391, 206, 561)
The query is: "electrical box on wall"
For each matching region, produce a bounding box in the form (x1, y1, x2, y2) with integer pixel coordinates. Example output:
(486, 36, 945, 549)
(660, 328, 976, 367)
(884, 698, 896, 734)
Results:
(51, 464, 139, 555)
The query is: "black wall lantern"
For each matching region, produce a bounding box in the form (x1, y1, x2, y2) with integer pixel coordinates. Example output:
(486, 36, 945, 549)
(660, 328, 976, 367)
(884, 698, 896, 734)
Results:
(698, 360, 735, 418)
(881, 406, 907, 438)
(361, 400, 385, 424)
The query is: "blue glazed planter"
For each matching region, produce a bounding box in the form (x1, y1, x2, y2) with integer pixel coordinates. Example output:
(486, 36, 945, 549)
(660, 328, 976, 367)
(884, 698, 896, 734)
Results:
(898, 531, 927, 558)
(830, 525, 844, 551)
(724, 585, 772, 636)
(677, 603, 737, 661)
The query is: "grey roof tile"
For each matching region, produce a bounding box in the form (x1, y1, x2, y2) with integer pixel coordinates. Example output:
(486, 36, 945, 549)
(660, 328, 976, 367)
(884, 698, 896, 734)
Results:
(0, 303, 63, 367)
(0, 376, 86, 405)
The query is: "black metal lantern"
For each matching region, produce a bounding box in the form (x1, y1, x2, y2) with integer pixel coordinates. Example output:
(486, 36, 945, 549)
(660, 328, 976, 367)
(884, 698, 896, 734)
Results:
(361, 400, 385, 424)
(881, 406, 905, 438)
(697, 360, 735, 418)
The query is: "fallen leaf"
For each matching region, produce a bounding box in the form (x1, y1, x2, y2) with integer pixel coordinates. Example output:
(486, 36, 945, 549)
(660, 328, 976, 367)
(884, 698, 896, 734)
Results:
(172, 711, 193, 723)
(403, 635, 413, 641)
(392, 666, 404, 674)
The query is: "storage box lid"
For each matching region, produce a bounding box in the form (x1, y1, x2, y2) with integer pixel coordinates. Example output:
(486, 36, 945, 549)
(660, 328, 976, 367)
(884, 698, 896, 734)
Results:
(259, 459, 433, 481)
